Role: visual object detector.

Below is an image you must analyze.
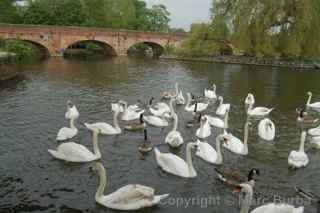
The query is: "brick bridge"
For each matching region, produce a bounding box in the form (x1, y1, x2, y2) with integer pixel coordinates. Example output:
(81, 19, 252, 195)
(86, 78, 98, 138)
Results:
(0, 24, 186, 57)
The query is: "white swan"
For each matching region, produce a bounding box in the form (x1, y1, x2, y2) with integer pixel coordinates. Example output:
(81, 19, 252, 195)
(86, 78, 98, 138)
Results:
(310, 136, 320, 149)
(258, 118, 275, 141)
(306, 91, 320, 110)
(196, 116, 211, 139)
(85, 108, 122, 135)
(165, 112, 184, 147)
(119, 100, 144, 121)
(223, 122, 251, 155)
(288, 131, 309, 169)
(94, 162, 169, 210)
(149, 98, 171, 117)
(56, 117, 78, 141)
(245, 93, 255, 106)
(65, 100, 79, 120)
(238, 183, 304, 213)
(207, 108, 229, 128)
(143, 113, 168, 127)
(216, 96, 230, 116)
(185, 93, 208, 112)
(154, 142, 198, 178)
(247, 103, 273, 117)
(204, 84, 217, 99)
(308, 124, 320, 136)
(176, 89, 185, 105)
(195, 135, 229, 165)
(49, 127, 101, 162)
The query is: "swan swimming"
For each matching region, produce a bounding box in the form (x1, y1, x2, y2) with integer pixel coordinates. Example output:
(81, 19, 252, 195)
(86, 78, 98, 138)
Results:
(216, 96, 230, 116)
(223, 122, 251, 155)
(258, 118, 275, 141)
(85, 104, 122, 135)
(247, 103, 273, 117)
(185, 93, 208, 112)
(49, 126, 101, 162)
(118, 100, 144, 121)
(204, 84, 217, 99)
(196, 116, 211, 139)
(65, 100, 79, 120)
(288, 131, 309, 169)
(56, 116, 78, 141)
(206, 108, 229, 129)
(154, 142, 198, 178)
(93, 162, 169, 210)
(195, 134, 229, 165)
(165, 112, 184, 147)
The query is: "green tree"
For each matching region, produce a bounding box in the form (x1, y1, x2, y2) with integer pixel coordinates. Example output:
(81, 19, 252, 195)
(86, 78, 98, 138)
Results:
(0, 0, 20, 23)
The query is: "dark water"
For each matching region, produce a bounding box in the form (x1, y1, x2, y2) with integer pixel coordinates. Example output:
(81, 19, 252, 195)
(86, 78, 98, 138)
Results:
(1, 57, 320, 213)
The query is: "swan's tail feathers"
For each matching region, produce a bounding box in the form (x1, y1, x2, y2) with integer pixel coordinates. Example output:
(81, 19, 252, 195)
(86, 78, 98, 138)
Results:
(153, 194, 170, 204)
(48, 149, 65, 160)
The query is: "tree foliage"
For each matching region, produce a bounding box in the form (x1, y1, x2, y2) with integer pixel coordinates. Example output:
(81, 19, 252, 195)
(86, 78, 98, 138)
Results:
(1, 0, 170, 32)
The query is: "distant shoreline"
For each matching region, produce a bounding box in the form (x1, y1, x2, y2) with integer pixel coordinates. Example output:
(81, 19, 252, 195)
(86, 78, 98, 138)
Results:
(161, 55, 320, 70)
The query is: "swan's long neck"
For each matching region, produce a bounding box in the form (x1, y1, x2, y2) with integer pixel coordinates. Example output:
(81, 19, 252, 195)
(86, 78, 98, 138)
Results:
(95, 164, 107, 201)
(243, 123, 249, 154)
(70, 118, 76, 129)
(215, 136, 223, 164)
(240, 187, 253, 213)
(219, 97, 224, 106)
(92, 131, 101, 159)
(212, 84, 216, 92)
(169, 98, 175, 113)
(172, 113, 178, 131)
(224, 110, 229, 129)
(113, 110, 120, 130)
(306, 93, 312, 106)
(186, 94, 192, 108)
(299, 132, 307, 152)
(175, 83, 179, 94)
(186, 144, 197, 177)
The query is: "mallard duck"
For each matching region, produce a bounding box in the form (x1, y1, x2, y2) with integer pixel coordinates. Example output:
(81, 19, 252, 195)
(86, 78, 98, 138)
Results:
(215, 168, 260, 190)
(138, 129, 153, 153)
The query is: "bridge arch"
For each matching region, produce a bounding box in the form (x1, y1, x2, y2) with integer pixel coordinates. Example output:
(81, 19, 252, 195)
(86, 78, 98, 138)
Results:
(63, 40, 117, 57)
(2, 38, 50, 58)
(127, 41, 165, 57)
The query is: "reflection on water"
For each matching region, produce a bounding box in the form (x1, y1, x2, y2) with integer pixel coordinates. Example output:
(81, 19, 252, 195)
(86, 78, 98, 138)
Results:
(0, 57, 320, 212)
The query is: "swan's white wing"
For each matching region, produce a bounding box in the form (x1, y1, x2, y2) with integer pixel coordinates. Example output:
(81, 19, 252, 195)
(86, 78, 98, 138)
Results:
(310, 137, 320, 149)
(154, 148, 189, 177)
(216, 104, 230, 115)
(308, 126, 320, 136)
(251, 203, 304, 213)
(99, 184, 168, 210)
(195, 141, 218, 164)
(249, 107, 273, 116)
(56, 127, 78, 141)
(258, 119, 275, 141)
(85, 122, 119, 135)
(165, 131, 184, 147)
(144, 116, 168, 127)
(197, 103, 209, 111)
(309, 102, 320, 108)
(222, 134, 244, 154)
(154, 102, 170, 111)
(122, 109, 144, 121)
(206, 115, 224, 128)
(49, 142, 96, 162)
(288, 151, 309, 168)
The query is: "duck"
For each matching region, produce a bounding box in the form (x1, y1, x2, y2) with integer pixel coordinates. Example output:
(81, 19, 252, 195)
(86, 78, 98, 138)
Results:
(245, 93, 255, 107)
(195, 134, 229, 165)
(118, 100, 144, 121)
(85, 107, 122, 135)
(196, 116, 211, 139)
(215, 168, 260, 189)
(56, 116, 78, 141)
(206, 108, 229, 129)
(223, 121, 251, 155)
(296, 108, 319, 124)
(65, 100, 80, 120)
(138, 129, 153, 153)
(124, 113, 146, 131)
(165, 112, 184, 148)
(258, 118, 275, 141)
(49, 126, 101, 162)
(154, 142, 198, 178)
(93, 162, 169, 210)
(204, 84, 217, 99)
(306, 91, 320, 110)
(185, 93, 208, 112)
(216, 96, 230, 116)
(288, 131, 309, 169)
(143, 112, 169, 127)
(236, 183, 304, 213)
(247, 103, 273, 117)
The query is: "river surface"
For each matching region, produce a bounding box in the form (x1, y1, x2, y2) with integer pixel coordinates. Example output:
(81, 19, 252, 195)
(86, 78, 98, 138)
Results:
(0, 57, 320, 213)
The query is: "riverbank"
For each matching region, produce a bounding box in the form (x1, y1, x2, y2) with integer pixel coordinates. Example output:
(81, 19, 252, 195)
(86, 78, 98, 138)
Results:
(161, 55, 320, 70)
